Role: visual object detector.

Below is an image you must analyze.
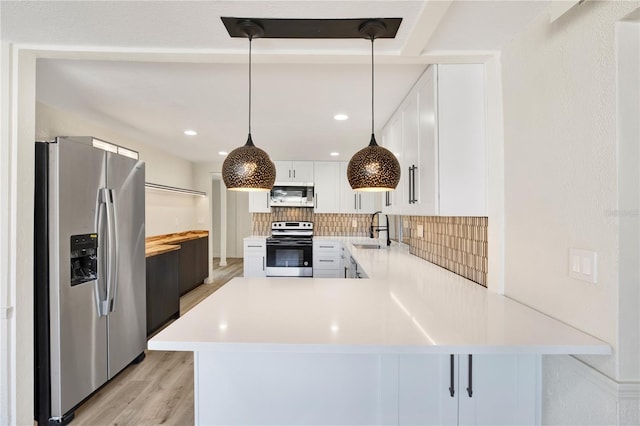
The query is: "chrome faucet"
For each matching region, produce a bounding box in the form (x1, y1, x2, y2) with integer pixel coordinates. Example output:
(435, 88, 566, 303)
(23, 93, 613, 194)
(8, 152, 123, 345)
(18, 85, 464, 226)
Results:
(370, 211, 391, 246)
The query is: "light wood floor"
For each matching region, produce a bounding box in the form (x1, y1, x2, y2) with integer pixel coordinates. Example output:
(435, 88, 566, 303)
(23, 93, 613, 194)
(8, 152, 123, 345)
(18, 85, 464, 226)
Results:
(72, 258, 243, 426)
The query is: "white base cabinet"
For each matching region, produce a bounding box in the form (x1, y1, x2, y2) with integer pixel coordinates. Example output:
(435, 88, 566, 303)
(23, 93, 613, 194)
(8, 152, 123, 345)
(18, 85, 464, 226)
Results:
(193, 351, 539, 426)
(243, 238, 266, 277)
(313, 240, 343, 278)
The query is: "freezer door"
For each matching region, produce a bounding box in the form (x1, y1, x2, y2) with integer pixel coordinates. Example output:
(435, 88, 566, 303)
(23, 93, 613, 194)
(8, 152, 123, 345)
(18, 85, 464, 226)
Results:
(105, 152, 146, 378)
(49, 140, 108, 417)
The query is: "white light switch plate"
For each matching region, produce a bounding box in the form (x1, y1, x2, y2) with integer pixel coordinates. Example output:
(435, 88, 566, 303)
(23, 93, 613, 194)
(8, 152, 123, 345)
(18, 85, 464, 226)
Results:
(569, 248, 597, 284)
(416, 224, 424, 238)
(352, 220, 358, 228)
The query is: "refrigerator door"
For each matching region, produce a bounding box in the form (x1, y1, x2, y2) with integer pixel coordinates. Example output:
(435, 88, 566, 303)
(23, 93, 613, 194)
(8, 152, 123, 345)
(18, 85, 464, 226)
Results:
(49, 139, 108, 417)
(105, 152, 146, 378)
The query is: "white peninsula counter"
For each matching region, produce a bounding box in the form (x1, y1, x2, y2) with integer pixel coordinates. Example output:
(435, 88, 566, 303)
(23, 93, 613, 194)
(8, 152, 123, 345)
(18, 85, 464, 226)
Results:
(149, 240, 609, 425)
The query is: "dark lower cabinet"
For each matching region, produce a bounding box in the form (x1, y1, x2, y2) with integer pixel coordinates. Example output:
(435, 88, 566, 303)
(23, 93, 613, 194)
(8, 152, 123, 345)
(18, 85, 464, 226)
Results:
(178, 236, 209, 295)
(146, 249, 180, 336)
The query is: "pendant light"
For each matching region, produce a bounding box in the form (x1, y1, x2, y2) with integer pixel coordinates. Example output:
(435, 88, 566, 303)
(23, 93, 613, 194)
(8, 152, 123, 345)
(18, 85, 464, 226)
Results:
(347, 20, 400, 192)
(222, 20, 276, 192)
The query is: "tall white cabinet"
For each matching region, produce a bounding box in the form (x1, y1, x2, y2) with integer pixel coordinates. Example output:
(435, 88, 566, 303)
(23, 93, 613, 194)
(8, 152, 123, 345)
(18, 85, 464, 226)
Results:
(381, 64, 487, 217)
(313, 162, 341, 213)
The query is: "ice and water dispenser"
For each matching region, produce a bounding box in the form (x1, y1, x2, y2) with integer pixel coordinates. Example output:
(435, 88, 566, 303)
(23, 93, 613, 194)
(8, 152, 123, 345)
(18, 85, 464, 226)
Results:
(70, 233, 98, 286)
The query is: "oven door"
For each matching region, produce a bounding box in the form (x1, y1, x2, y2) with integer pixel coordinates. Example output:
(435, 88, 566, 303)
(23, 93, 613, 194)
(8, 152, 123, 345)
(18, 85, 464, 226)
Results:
(266, 237, 313, 277)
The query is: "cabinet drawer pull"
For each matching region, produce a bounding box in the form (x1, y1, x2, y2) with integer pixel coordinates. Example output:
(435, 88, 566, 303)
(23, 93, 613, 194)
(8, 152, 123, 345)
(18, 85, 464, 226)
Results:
(449, 354, 455, 397)
(466, 354, 473, 398)
(318, 259, 334, 263)
(318, 245, 335, 249)
(247, 245, 263, 248)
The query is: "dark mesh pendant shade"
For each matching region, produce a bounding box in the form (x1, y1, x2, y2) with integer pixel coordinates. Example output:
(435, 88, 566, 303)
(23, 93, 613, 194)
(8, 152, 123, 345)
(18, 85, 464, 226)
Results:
(222, 134, 275, 192)
(347, 134, 400, 191)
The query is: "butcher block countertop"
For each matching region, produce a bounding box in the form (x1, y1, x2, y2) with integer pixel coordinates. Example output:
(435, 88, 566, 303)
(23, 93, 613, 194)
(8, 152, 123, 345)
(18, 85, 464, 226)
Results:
(145, 230, 208, 258)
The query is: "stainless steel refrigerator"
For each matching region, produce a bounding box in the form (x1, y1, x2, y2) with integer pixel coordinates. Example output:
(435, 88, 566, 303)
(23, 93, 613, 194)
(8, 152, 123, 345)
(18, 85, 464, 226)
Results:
(34, 136, 146, 425)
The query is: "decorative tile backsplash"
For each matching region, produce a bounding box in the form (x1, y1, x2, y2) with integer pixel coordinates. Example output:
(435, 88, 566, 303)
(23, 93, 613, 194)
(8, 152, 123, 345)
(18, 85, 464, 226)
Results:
(251, 209, 488, 287)
(252, 209, 373, 237)
(408, 216, 488, 287)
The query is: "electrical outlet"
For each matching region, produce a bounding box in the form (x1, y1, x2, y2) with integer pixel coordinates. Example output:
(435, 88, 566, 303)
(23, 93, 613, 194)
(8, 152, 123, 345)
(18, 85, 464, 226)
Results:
(352, 219, 358, 228)
(569, 248, 597, 284)
(416, 224, 424, 238)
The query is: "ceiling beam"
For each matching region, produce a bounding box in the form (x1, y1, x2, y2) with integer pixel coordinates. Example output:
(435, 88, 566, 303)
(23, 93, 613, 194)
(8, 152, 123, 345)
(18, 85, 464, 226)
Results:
(400, 0, 453, 56)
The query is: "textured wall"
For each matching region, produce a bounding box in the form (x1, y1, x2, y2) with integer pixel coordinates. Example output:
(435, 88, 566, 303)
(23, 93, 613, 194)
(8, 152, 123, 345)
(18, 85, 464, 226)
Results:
(408, 216, 488, 287)
(501, 0, 640, 422)
(252, 209, 373, 237)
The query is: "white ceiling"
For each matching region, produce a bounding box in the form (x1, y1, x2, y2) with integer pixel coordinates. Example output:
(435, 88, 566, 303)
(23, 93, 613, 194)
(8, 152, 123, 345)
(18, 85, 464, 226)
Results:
(2, 1, 549, 163)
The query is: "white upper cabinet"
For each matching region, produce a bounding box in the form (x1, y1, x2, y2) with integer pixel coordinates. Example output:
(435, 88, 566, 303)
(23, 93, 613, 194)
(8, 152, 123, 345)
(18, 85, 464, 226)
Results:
(274, 161, 314, 183)
(437, 64, 486, 216)
(379, 64, 487, 217)
(339, 162, 375, 214)
(248, 191, 271, 213)
(381, 115, 403, 215)
(313, 162, 340, 213)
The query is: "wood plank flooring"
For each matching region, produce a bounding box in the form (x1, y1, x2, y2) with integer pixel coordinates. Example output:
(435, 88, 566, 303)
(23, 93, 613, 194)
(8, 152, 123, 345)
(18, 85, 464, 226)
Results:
(72, 258, 243, 426)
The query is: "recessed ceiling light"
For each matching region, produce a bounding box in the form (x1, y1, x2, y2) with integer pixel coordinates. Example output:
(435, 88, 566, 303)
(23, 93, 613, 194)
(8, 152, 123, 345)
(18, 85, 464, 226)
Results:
(330, 152, 340, 156)
(218, 151, 228, 156)
(333, 114, 349, 121)
(184, 129, 197, 136)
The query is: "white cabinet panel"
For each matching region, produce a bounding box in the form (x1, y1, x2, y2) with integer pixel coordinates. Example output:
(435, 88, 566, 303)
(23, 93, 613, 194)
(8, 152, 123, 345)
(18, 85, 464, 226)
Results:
(381, 115, 403, 215)
(458, 354, 538, 426)
(275, 160, 314, 183)
(437, 64, 487, 216)
(243, 238, 266, 277)
(398, 354, 458, 426)
(339, 162, 375, 214)
(415, 66, 439, 216)
(248, 191, 270, 213)
(313, 162, 340, 213)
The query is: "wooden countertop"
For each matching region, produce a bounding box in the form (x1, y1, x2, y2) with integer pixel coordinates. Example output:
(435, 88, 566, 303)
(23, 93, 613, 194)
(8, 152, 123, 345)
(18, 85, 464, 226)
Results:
(145, 230, 208, 257)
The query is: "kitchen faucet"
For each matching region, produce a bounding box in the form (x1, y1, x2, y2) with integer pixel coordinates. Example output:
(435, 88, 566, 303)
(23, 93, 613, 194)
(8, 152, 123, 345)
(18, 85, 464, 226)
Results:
(370, 210, 391, 246)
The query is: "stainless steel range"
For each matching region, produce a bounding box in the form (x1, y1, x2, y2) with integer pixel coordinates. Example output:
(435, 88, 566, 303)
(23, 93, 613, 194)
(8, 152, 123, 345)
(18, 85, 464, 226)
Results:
(266, 221, 313, 277)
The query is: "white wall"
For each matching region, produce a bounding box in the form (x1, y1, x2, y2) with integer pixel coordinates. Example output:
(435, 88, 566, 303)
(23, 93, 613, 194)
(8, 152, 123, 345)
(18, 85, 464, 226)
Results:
(501, 0, 640, 423)
(192, 160, 253, 261)
(36, 101, 199, 236)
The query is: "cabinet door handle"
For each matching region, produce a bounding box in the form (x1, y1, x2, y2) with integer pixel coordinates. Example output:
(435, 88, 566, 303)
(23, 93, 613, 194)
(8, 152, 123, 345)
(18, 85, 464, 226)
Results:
(358, 194, 362, 210)
(449, 354, 455, 397)
(293, 169, 296, 178)
(466, 354, 473, 398)
(288, 170, 291, 178)
(315, 193, 318, 208)
(354, 194, 357, 210)
(344, 267, 347, 278)
(411, 165, 418, 203)
(408, 166, 412, 204)
(262, 256, 265, 271)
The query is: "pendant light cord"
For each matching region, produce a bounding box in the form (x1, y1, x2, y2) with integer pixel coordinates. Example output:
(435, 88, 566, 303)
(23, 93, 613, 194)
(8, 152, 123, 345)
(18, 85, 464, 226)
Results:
(371, 37, 374, 136)
(248, 36, 253, 135)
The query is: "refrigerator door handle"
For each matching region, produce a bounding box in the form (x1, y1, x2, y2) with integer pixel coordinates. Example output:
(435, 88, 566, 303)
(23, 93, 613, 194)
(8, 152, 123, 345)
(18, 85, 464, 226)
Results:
(102, 187, 116, 316)
(108, 188, 120, 313)
(96, 189, 108, 317)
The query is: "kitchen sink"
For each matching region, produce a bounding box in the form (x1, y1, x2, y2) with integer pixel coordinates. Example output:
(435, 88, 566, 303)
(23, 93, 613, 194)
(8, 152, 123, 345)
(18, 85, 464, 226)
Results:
(352, 243, 381, 250)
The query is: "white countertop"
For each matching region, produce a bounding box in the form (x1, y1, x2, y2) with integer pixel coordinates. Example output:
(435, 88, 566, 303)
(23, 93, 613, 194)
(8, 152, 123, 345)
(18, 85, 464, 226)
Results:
(149, 238, 610, 355)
